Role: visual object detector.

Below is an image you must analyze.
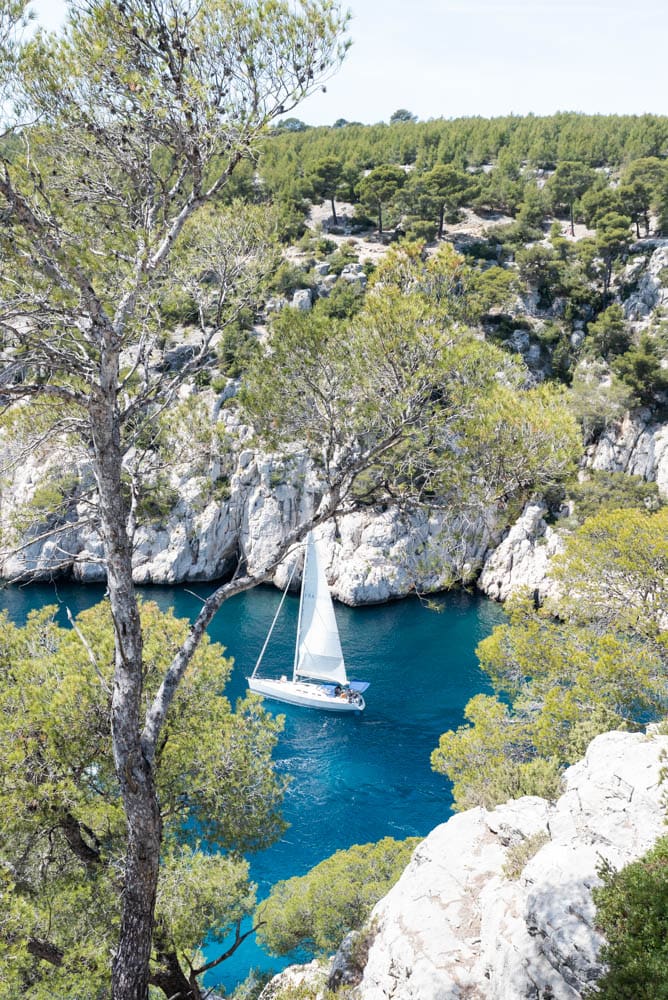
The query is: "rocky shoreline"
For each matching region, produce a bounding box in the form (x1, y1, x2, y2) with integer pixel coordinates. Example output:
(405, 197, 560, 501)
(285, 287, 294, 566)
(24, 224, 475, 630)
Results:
(1, 406, 666, 607)
(261, 728, 668, 1000)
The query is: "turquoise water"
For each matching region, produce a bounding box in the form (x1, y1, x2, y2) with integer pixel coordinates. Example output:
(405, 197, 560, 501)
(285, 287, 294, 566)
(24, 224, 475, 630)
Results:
(0, 581, 504, 992)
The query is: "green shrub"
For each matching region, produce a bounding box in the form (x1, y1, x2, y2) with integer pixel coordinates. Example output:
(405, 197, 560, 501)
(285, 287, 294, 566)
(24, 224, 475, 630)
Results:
(585, 304, 632, 361)
(217, 325, 260, 378)
(588, 835, 668, 1000)
(12, 470, 81, 537)
(266, 261, 315, 297)
(257, 837, 419, 958)
(158, 288, 199, 324)
(569, 361, 632, 441)
(136, 476, 180, 525)
(327, 243, 359, 275)
(314, 236, 337, 257)
(404, 218, 438, 243)
(459, 239, 502, 262)
(613, 332, 668, 407)
(28, 471, 80, 517)
(551, 333, 575, 384)
(211, 475, 232, 503)
(314, 281, 365, 319)
(567, 471, 662, 521)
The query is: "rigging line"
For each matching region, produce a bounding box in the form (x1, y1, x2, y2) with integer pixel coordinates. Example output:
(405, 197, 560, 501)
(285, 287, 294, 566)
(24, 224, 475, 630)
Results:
(293, 533, 310, 682)
(251, 552, 300, 679)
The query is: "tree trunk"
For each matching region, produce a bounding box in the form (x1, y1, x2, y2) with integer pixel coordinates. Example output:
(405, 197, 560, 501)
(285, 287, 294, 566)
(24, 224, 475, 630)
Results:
(438, 203, 445, 240)
(89, 330, 162, 1000)
(569, 202, 575, 237)
(330, 195, 338, 225)
(377, 201, 383, 235)
(151, 950, 202, 1000)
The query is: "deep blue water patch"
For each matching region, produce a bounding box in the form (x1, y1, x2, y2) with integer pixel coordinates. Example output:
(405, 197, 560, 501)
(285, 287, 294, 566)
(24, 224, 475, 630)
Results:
(0, 580, 504, 991)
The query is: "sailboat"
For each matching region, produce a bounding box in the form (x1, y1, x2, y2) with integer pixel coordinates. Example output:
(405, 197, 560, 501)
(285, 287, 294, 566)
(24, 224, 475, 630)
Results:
(247, 532, 369, 712)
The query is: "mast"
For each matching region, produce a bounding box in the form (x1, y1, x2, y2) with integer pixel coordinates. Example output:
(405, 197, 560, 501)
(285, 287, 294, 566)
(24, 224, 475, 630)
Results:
(293, 533, 310, 681)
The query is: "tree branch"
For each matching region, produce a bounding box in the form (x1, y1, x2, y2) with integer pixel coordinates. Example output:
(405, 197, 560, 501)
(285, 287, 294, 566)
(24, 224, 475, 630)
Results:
(140, 499, 344, 759)
(192, 918, 264, 977)
(27, 936, 64, 967)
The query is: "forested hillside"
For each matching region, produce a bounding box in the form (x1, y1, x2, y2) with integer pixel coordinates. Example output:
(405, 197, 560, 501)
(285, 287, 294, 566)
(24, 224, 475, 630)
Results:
(235, 111, 668, 442)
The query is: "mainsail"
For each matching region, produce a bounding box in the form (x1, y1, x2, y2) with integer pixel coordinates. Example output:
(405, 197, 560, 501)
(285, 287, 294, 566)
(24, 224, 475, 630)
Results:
(294, 533, 347, 685)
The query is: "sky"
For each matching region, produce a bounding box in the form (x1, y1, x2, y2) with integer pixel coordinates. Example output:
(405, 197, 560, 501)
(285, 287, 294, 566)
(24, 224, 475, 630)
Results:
(30, 0, 668, 126)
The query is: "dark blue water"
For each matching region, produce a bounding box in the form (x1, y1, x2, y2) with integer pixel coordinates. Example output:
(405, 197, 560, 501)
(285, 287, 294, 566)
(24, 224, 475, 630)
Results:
(0, 580, 504, 991)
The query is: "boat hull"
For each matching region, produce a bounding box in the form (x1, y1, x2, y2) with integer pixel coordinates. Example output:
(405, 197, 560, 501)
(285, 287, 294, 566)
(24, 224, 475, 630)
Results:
(247, 676, 365, 712)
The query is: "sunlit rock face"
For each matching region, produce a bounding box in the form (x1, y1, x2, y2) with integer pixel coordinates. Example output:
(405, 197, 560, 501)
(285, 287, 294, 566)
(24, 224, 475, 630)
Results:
(476, 500, 564, 603)
(1, 387, 666, 605)
(0, 402, 496, 601)
(623, 243, 668, 323)
(262, 728, 667, 1000)
(586, 411, 668, 499)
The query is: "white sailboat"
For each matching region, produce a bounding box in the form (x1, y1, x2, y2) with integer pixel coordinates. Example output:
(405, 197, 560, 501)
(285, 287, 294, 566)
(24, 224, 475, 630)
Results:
(247, 532, 368, 712)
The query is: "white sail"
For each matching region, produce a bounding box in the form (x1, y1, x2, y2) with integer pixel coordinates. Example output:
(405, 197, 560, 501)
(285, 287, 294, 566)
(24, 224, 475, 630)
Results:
(294, 533, 347, 685)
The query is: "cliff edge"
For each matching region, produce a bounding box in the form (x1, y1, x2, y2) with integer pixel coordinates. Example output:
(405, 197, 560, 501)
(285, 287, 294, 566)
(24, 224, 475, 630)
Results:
(265, 728, 667, 999)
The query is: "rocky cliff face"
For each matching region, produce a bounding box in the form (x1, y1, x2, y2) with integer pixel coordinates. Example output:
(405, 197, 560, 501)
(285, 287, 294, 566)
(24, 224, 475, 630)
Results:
(262, 728, 668, 1000)
(0, 402, 494, 604)
(586, 410, 668, 496)
(2, 400, 666, 603)
(476, 409, 668, 603)
(476, 501, 564, 603)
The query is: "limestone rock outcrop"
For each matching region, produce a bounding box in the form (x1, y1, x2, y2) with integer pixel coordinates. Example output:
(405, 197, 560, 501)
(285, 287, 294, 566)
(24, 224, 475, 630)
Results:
(586, 410, 668, 499)
(0, 403, 494, 603)
(476, 502, 564, 603)
(263, 728, 668, 1000)
(623, 242, 668, 323)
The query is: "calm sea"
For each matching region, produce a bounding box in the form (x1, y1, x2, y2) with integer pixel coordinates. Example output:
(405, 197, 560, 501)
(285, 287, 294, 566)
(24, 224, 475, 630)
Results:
(0, 580, 504, 992)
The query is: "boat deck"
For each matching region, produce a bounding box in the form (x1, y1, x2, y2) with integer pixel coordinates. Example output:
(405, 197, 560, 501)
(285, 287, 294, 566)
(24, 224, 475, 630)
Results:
(247, 676, 365, 712)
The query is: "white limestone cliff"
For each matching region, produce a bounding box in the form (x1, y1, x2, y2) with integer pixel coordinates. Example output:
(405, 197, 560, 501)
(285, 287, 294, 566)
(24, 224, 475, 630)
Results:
(586, 410, 668, 497)
(476, 502, 564, 603)
(262, 728, 668, 1000)
(2, 403, 666, 604)
(0, 404, 494, 604)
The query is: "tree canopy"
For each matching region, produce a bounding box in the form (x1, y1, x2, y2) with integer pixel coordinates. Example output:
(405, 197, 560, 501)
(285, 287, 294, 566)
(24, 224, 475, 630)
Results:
(431, 507, 668, 810)
(257, 837, 419, 957)
(0, 600, 286, 1000)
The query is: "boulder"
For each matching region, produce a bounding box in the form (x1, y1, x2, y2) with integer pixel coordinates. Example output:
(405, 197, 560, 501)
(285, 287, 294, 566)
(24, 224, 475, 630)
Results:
(291, 288, 313, 311)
